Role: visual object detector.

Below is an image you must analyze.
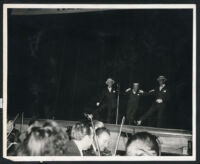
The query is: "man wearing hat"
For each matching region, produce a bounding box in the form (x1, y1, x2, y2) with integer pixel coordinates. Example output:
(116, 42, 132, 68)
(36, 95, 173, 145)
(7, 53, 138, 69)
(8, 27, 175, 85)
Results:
(96, 78, 117, 123)
(137, 75, 169, 127)
(125, 82, 145, 125)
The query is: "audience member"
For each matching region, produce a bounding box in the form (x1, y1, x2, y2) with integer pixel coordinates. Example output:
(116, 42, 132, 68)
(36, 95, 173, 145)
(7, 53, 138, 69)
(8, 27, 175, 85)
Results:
(7, 119, 21, 156)
(18, 119, 42, 143)
(93, 120, 105, 130)
(16, 126, 50, 156)
(83, 127, 112, 156)
(126, 132, 160, 156)
(16, 120, 69, 156)
(9, 119, 162, 157)
(65, 122, 93, 156)
(96, 127, 111, 152)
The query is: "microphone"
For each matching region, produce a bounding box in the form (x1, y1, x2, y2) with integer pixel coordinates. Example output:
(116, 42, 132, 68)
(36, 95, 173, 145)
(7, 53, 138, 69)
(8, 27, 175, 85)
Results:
(116, 83, 120, 93)
(116, 82, 120, 87)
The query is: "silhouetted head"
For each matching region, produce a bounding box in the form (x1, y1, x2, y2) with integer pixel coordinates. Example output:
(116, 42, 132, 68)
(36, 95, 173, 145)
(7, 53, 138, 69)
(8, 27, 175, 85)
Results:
(71, 122, 93, 150)
(126, 132, 160, 156)
(157, 75, 167, 86)
(96, 127, 111, 151)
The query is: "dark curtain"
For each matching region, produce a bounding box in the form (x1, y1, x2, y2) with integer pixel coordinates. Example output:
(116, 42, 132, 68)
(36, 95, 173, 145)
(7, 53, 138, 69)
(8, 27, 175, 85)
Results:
(7, 9, 192, 130)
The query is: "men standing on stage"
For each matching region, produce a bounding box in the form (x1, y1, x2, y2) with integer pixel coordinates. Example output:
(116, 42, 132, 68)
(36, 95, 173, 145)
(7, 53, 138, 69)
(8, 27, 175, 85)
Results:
(125, 83, 144, 125)
(137, 75, 169, 128)
(96, 78, 117, 124)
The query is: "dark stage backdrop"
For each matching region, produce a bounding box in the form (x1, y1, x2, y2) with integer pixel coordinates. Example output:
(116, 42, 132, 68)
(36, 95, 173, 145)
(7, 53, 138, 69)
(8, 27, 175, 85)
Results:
(7, 9, 192, 130)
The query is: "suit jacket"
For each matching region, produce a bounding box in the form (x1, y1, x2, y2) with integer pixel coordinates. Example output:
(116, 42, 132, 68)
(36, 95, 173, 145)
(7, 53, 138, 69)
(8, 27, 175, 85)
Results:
(151, 85, 169, 104)
(126, 90, 144, 106)
(98, 87, 117, 107)
(139, 85, 170, 122)
(65, 140, 82, 156)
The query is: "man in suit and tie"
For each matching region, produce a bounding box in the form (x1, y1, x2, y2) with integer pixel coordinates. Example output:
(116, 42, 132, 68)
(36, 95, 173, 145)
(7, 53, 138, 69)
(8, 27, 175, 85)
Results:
(137, 75, 169, 128)
(125, 83, 145, 125)
(96, 78, 117, 124)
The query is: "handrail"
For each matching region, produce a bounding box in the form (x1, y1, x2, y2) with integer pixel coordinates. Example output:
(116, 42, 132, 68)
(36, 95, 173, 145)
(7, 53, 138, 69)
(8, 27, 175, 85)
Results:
(15, 118, 192, 138)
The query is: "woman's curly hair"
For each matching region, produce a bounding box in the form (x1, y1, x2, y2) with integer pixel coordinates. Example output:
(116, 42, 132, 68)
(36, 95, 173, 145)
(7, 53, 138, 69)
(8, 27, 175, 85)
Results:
(16, 120, 69, 156)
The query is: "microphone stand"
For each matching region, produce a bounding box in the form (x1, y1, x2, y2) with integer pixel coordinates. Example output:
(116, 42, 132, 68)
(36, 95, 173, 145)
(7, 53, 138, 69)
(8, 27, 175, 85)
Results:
(115, 83, 120, 125)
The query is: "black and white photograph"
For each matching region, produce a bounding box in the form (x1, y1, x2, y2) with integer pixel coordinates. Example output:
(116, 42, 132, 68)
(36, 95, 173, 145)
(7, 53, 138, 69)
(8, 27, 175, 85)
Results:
(2, 4, 197, 161)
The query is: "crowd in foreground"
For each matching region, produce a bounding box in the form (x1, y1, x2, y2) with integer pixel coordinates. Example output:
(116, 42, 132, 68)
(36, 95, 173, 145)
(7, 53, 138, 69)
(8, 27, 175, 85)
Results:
(7, 119, 160, 156)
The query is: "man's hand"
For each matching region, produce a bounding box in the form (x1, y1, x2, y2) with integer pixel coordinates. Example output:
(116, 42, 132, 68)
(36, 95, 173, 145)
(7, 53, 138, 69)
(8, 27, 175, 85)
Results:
(96, 102, 100, 106)
(125, 88, 131, 92)
(137, 120, 142, 125)
(148, 89, 155, 93)
(139, 90, 144, 94)
(156, 98, 163, 103)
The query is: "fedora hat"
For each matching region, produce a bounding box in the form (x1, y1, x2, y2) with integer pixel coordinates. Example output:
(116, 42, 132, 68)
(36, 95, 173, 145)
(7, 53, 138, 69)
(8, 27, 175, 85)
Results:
(105, 78, 115, 85)
(157, 75, 167, 81)
(133, 82, 139, 86)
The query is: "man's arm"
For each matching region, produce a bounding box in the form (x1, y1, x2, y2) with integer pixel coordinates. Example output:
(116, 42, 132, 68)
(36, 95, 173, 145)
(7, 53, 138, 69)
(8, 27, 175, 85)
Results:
(124, 88, 131, 95)
(148, 88, 156, 96)
(161, 88, 170, 103)
(138, 89, 150, 96)
(96, 89, 106, 106)
(137, 105, 158, 124)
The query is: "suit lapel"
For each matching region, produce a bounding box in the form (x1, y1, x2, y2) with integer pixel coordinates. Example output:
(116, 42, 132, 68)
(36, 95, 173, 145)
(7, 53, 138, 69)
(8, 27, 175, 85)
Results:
(161, 85, 167, 91)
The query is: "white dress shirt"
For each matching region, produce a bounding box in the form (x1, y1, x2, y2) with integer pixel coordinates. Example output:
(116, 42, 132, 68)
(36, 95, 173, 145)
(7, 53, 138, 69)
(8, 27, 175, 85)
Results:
(159, 84, 166, 91)
(108, 87, 112, 92)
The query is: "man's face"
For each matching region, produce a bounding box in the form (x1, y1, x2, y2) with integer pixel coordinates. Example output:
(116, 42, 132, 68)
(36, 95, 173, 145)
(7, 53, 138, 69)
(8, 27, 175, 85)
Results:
(158, 79, 164, 86)
(107, 82, 113, 88)
(126, 140, 157, 156)
(97, 132, 110, 151)
(82, 135, 93, 150)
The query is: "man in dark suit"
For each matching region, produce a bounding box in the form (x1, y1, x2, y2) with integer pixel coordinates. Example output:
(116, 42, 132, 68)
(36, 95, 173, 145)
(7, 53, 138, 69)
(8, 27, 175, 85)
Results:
(137, 75, 169, 128)
(96, 78, 117, 124)
(125, 83, 145, 125)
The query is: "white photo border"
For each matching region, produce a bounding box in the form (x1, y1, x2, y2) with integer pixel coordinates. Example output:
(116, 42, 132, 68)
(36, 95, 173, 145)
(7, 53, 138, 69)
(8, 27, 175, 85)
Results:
(2, 3, 197, 161)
